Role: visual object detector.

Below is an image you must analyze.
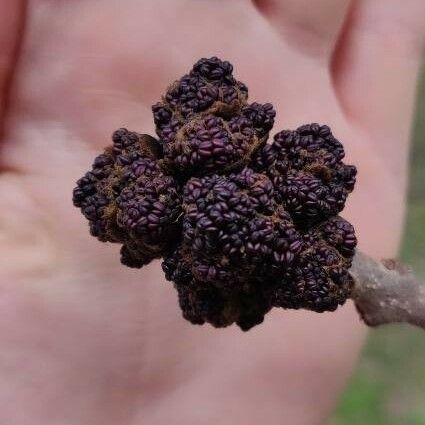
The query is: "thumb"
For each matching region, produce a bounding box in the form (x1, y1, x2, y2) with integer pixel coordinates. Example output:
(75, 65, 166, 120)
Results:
(332, 0, 425, 174)
(253, 0, 352, 58)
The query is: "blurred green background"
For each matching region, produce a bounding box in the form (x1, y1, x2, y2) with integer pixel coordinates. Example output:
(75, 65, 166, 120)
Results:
(330, 69, 425, 425)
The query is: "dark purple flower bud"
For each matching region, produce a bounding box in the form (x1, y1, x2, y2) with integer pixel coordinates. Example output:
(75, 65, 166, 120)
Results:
(241, 102, 276, 137)
(161, 114, 269, 176)
(73, 128, 180, 266)
(192, 57, 234, 81)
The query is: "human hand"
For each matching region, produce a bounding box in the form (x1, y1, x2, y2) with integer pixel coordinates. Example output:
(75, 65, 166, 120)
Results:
(1, 1, 424, 424)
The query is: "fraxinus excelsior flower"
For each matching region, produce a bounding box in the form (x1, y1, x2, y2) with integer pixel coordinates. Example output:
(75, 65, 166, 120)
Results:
(73, 57, 358, 330)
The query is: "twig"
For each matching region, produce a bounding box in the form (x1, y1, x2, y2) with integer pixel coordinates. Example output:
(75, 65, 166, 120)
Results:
(350, 251, 425, 330)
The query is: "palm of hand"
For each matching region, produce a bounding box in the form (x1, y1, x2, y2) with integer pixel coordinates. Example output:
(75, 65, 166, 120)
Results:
(1, 1, 423, 424)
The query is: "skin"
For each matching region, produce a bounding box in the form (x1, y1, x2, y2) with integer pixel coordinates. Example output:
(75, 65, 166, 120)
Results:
(0, 0, 424, 424)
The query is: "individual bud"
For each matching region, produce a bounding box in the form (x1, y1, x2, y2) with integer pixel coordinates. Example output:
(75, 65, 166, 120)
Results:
(253, 123, 356, 223)
(72, 150, 115, 242)
(192, 57, 234, 80)
(277, 172, 342, 222)
(272, 257, 353, 313)
(153, 58, 248, 130)
(115, 171, 182, 262)
(317, 216, 357, 258)
(241, 102, 276, 137)
(152, 58, 269, 179)
(73, 129, 181, 267)
(160, 113, 271, 177)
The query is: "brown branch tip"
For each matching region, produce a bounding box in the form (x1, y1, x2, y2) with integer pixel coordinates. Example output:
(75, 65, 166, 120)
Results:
(350, 251, 425, 330)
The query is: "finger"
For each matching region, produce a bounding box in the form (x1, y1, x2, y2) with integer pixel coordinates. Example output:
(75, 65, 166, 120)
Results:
(253, 0, 353, 58)
(332, 0, 425, 173)
(0, 0, 26, 137)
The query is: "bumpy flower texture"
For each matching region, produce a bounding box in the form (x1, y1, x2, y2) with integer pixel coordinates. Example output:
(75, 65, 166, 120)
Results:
(73, 57, 357, 331)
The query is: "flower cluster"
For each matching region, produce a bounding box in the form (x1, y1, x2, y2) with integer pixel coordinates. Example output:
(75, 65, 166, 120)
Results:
(73, 128, 181, 267)
(153, 57, 275, 176)
(253, 123, 357, 223)
(73, 57, 357, 330)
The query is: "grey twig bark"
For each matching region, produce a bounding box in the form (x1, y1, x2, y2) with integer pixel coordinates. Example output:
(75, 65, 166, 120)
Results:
(350, 251, 425, 330)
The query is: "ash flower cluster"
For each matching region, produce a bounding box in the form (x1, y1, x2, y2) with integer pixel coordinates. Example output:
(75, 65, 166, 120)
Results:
(153, 58, 275, 176)
(73, 57, 357, 330)
(73, 128, 181, 267)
